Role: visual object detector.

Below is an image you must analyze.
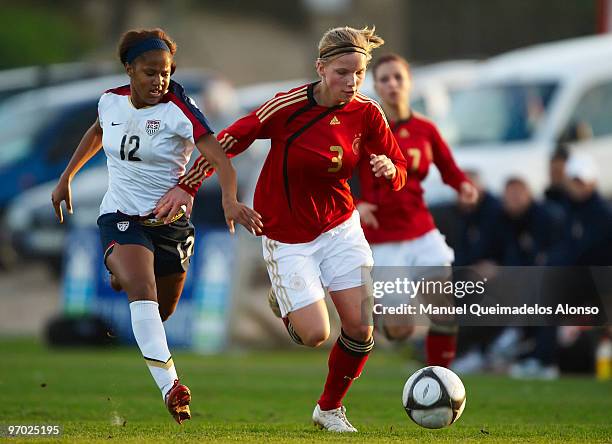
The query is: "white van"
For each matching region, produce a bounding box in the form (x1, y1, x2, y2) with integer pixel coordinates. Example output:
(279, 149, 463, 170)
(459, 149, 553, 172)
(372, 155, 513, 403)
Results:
(425, 34, 612, 203)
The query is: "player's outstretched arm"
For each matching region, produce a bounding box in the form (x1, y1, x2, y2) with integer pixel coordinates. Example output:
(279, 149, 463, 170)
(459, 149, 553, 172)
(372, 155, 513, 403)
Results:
(155, 130, 252, 222)
(194, 133, 263, 235)
(158, 109, 270, 219)
(430, 125, 478, 205)
(176, 109, 267, 196)
(51, 118, 103, 223)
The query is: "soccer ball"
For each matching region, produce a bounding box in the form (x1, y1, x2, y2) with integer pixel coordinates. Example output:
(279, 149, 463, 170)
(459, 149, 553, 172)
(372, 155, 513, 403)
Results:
(402, 366, 466, 429)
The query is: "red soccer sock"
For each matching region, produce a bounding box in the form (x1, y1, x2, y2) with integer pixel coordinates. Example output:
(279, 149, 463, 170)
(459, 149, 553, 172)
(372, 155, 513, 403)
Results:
(426, 332, 457, 367)
(317, 330, 374, 411)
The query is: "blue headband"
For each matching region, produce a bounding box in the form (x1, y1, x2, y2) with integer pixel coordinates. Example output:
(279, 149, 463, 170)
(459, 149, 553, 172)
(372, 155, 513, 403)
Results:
(124, 38, 170, 64)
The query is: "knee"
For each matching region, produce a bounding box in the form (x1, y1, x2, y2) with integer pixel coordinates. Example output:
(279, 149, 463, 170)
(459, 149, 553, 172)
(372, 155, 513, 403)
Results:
(300, 325, 330, 348)
(383, 324, 415, 341)
(158, 305, 176, 322)
(343, 324, 373, 343)
(124, 279, 157, 301)
(109, 274, 122, 292)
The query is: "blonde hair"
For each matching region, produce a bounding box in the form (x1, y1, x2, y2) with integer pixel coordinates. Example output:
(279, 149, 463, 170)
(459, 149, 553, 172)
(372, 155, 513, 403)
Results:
(317, 26, 384, 63)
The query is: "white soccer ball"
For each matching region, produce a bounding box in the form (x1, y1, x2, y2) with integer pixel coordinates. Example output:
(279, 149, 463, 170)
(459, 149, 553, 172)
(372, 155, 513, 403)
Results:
(402, 366, 466, 429)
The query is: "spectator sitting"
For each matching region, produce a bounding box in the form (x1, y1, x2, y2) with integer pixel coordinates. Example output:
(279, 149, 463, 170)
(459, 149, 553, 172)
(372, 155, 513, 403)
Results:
(557, 153, 612, 265)
(454, 170, 502, 267)
(495, 178, 565, 379)
(455, 177, 565, 377)
(452, 171, 503, 374)
(521, 153, 612, 378)
(495, 177, 565, 266)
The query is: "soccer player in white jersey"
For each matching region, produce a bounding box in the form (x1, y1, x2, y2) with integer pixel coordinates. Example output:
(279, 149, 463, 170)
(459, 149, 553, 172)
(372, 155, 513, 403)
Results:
(51, 28, 262, 424)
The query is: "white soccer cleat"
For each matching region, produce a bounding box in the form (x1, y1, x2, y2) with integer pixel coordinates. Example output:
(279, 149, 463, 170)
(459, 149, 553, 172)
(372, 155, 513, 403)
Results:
(312, 404, 358, 432)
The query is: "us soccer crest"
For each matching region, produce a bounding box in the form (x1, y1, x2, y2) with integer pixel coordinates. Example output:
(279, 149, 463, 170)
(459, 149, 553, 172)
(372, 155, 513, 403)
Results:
(145, 119, 161, 136)
(116, 221, 129, 232)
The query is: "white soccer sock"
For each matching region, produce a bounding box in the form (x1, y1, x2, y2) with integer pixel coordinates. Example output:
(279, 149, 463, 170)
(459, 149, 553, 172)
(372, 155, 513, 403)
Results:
(129, 300, 178, 398)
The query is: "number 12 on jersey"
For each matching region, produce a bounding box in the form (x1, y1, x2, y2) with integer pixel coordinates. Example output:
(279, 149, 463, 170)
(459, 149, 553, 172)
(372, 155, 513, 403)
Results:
(120, 135, 142, 161)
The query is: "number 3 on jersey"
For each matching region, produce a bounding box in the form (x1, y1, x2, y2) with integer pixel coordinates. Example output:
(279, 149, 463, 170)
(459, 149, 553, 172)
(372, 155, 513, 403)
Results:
(120, 135, 141, 161)
(328, 145, 343, 173)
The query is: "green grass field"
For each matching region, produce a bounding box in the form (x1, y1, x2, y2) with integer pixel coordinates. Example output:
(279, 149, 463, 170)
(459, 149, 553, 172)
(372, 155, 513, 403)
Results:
(1, 338, 611, 443)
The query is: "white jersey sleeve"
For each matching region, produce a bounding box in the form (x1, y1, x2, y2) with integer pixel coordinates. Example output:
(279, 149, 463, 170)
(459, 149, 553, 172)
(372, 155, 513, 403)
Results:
(167, 85, 212, 142)
(97, 91, 113, 128)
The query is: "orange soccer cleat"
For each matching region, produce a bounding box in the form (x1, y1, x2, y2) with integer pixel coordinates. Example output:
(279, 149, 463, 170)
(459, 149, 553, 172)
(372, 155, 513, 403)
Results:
(164, 379, 192, 424)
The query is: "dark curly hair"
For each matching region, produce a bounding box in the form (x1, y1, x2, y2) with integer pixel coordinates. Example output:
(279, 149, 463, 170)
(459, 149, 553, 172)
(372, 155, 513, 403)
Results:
(371, 53, 410, 80)
(118, 28, 177, 74)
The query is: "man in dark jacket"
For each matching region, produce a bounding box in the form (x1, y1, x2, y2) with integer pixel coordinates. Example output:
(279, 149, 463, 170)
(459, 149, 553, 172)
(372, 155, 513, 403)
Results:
(454, 171, 502, 266)
(562, 153, 612, 265)
(496, 177, 565, 266)
(496, 178, 565, 379)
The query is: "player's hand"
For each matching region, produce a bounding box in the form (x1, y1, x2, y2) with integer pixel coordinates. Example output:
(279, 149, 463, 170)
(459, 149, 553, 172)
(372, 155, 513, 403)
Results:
(356, 201, 380, 229)
(51, 177, 73, 224)
(458, 181, 479, 206)
(370, 154, 396, 180)
(155, 185, 194, 224)
(222, 198, 263, 235)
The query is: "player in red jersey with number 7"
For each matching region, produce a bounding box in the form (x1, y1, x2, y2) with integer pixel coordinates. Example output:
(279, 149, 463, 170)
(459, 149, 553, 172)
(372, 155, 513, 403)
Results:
(355, 53, 478, 367)
(164, 27, 407, 432)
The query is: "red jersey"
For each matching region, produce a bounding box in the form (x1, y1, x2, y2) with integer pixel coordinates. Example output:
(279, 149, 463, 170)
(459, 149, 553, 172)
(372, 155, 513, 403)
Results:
(357, 112, 468, 244)
(178, 82, 407, 243)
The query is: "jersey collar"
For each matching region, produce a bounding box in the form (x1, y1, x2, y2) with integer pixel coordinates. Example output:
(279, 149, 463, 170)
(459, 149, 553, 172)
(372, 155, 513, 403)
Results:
(307, 81, 349, 110)
(390, 111, 413, 132)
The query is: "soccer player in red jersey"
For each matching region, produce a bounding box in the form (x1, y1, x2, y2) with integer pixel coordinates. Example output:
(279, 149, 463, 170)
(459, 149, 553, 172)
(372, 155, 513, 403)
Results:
(160, 27, 407, 432)
(356, 54, 478, 367)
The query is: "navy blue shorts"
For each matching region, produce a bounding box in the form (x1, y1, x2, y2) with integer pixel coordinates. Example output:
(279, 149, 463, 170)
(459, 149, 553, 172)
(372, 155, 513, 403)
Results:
(97, 212, 195, 277)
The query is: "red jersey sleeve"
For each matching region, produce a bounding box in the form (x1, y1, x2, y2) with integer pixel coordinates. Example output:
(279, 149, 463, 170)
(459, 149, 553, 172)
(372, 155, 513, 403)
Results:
(430, 124, 468, 192)
(364, 103, 407, 191)
(178, 109, 270, 196)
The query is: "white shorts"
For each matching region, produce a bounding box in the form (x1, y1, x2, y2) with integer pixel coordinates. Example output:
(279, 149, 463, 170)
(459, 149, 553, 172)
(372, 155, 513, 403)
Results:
(262, 211, 374, 317)
(371, 229, 454, 319)
(371, 229, 454, 268)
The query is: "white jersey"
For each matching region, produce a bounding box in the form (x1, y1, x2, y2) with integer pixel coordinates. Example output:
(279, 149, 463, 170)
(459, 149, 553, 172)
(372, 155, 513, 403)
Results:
(98, 80, 212, 216)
